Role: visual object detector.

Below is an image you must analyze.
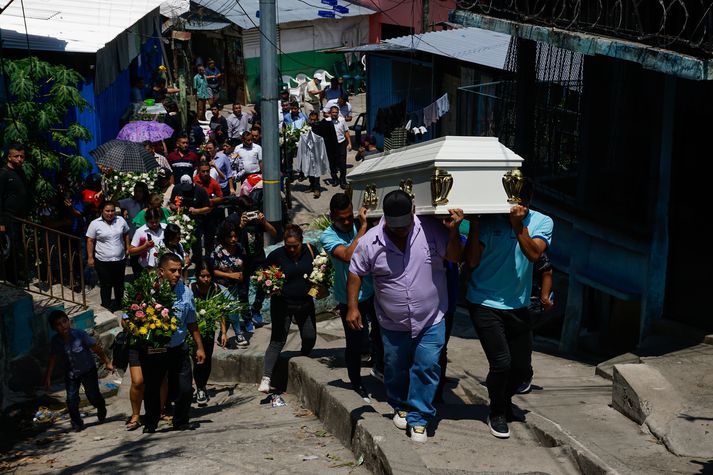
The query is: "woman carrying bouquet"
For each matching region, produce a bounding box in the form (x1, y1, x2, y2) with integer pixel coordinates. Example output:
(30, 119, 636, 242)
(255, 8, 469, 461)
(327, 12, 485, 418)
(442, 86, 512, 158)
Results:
(147, 223, 190, 271)
(189, 259, 226, 406)
(210, 221, 249, 347)
(258, 224, 317, 393)
(128, 208, 166, 275)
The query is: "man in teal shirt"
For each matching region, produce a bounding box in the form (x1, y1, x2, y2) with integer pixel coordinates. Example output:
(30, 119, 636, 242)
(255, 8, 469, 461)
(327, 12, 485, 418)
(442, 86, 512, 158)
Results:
(320, 193, 382, 401)
(193, 65, 211, 121)
(463, 189, 553, 440)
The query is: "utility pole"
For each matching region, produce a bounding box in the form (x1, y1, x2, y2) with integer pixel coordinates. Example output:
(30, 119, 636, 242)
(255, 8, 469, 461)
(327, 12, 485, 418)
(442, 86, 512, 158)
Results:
(259, 0, 281, 240)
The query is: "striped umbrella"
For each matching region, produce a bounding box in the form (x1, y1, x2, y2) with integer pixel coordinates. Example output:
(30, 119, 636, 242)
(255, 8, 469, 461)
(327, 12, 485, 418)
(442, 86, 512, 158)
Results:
(89, 139, 158, 173)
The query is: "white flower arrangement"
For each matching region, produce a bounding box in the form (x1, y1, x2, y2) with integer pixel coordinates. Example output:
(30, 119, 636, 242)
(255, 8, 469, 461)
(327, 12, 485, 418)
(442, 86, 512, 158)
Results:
(104, 170, 159, 201)
(167, 210, 197, 250)
(306, 249, 333, 299)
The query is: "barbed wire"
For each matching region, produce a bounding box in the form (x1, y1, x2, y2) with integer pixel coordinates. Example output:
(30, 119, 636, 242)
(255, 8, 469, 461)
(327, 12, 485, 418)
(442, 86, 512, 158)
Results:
(454, 0, 713, 56)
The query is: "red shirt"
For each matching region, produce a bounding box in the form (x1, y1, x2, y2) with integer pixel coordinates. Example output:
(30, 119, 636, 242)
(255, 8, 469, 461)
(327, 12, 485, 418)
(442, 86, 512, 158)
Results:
(193, 175, 222, 206)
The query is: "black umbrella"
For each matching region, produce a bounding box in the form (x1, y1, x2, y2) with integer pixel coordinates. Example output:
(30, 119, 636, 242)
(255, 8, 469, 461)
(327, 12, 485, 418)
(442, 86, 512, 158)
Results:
(89, 139, 159, 173)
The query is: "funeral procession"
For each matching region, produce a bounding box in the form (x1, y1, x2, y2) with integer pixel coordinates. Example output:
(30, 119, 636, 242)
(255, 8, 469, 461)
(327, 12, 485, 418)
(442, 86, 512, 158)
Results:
(1, 0, 711, 473)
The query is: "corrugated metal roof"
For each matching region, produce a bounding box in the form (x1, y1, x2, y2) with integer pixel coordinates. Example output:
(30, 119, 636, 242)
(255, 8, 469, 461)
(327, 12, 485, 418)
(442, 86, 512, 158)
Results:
(0, 0, 166, 53)
(183, 20, 232, 30)
(193, 0, 374, 30)
(385, 27, 511, 70)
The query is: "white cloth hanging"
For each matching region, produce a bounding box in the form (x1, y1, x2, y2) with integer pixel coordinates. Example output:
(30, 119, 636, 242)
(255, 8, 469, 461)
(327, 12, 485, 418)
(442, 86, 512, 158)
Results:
(296, 130, 329, 178)
(436, 93, 450, 117)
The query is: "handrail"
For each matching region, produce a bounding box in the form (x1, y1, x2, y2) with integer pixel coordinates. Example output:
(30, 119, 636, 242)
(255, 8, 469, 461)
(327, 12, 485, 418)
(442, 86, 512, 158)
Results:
(0, 215, 87, 308)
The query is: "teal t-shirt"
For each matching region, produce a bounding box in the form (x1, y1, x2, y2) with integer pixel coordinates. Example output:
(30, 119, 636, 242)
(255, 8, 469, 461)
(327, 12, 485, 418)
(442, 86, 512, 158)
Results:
(461, 210, 553, 310)
(319, 223, 374, 304)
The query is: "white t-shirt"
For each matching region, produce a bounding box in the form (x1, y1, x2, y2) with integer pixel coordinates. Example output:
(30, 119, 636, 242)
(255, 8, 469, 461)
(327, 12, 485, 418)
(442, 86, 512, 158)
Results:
(332, 117, 350, 143)
(130, 223, 166, 268)
(236, 143, 263, 175)
(86, 216, 129, 262)
(323, 99, 352, 119)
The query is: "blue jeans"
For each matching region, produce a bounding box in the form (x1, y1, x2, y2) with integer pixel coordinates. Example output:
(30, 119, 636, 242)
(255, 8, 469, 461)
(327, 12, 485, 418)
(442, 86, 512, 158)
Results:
(381, 320, 445, 427)
(65, 368, 105, 425)
(226, 285, 250, 335)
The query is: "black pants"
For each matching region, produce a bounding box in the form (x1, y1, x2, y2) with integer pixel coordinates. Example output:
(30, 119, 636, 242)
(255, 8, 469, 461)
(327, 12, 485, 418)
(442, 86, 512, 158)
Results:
(65, 368, 105, 425)
(308, 176, 321, 191)
(468, 303, 533, 416)
(94, 259, 126, 309)
(192, 334, 215, 390)
(140, 345, 193, 430)
(263, 297, 316, 378)
(1, 221, 26, 284)
(336, 140, 348, 184)
(191, 225, 205, 265)
(129, 255, 143, 280)
(337, 299, 382, 387)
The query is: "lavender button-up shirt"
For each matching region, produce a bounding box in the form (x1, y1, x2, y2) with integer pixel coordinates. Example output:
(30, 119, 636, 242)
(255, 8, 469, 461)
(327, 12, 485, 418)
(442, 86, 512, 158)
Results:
(349, 215, 450, 338)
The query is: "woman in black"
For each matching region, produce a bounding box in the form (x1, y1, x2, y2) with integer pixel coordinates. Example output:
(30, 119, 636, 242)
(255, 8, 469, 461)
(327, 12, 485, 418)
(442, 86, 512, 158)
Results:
(190, 259, 224, 407)
(258, 224, 316, 393)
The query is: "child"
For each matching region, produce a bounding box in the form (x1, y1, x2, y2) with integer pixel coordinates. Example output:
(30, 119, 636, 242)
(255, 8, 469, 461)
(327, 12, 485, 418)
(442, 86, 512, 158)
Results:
(44, 310, 114, 431)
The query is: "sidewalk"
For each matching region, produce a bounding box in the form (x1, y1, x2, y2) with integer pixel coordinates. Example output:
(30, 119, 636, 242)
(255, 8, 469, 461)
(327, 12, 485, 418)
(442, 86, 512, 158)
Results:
(211, 309, 711, 475)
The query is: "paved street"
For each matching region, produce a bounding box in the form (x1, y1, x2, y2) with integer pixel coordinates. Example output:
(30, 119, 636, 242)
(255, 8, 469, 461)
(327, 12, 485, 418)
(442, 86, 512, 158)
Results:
(2, 384, 369, 474)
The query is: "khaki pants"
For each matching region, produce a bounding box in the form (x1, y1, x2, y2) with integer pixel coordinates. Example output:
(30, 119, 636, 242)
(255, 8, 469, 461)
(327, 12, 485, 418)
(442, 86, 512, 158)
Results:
(196, 98, 207, 121)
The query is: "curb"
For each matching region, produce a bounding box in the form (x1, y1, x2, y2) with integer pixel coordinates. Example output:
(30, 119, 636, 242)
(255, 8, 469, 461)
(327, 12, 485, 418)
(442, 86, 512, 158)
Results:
(210, 347, 430, 475)
(457, 376, 620, 475)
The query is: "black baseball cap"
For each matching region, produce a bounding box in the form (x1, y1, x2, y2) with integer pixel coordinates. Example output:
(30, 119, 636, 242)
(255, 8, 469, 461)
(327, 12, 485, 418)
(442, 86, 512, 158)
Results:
(383, 190, 413, 228)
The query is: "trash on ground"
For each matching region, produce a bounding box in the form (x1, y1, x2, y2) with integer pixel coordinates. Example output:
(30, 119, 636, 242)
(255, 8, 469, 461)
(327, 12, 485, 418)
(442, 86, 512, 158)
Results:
(356, 454, 365, 466)
(32, 407, 54, 424)
(302, 455, 319, 461)
(271, 394, 286, 407)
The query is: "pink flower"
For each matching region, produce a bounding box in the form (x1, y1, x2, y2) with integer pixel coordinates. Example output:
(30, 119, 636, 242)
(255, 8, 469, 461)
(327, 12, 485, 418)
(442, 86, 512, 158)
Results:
(130, 304, 140, 311)
(155, 304, 163, 310)
(161, 308, 170, 317)
(257, 276, 263, 282)
(135, 311, 145, 318)
(141, 303, 147, 309)
(265, 279, 273, 287)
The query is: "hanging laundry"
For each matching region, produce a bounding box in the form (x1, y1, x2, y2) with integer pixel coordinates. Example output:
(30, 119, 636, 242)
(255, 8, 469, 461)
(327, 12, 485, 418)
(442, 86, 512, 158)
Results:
(423, 102, 438, 126)
(436, 93, 450, 117)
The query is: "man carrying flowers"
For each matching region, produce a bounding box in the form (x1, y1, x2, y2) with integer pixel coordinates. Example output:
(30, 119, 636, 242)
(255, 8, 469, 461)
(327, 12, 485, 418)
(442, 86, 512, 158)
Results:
(140, 253, 206, 433)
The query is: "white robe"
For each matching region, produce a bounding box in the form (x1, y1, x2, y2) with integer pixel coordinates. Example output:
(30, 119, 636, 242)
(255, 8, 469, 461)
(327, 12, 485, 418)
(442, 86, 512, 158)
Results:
(296, 130, 329, 178)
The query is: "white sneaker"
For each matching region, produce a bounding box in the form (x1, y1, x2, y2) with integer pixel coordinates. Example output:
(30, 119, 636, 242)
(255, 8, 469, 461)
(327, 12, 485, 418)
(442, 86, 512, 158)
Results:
(392, 410, 408, 430)
(258, 376, 271, 393)
(236, 333, 249, 347)
(409, 425, 427, 443)
(370, 368, 384, 382)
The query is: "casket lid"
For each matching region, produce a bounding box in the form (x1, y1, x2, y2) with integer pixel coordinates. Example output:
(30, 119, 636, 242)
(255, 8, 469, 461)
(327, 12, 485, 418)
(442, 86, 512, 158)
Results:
(348, 136, 523, 179)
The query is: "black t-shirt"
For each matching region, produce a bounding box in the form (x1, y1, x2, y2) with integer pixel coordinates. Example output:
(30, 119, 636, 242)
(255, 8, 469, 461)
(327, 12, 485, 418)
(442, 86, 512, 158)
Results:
(266, 244, 314, 301)
(0, 166, 30, 226)
(170, 184, 210, 223)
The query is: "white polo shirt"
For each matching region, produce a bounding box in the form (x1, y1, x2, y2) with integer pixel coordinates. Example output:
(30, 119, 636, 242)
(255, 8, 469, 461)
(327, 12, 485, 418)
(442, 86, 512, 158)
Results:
(236, 143, 263, 175)
(86, 216, 129, 262)
(131, 223, 166, 268)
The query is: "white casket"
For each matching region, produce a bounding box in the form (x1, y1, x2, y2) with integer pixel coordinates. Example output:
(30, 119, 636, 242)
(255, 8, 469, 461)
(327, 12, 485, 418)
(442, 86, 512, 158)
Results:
(347, 136, 524, 216)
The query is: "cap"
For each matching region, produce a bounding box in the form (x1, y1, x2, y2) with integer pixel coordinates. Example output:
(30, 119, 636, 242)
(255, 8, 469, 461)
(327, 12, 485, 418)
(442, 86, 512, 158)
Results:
(157, 167, 170, 178)
(180, 174, 192, 185)
(383, 190, 413, 228)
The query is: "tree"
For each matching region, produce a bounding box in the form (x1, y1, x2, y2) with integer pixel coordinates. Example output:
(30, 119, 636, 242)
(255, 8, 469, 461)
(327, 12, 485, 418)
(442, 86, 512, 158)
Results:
(0, 57, 92, 200)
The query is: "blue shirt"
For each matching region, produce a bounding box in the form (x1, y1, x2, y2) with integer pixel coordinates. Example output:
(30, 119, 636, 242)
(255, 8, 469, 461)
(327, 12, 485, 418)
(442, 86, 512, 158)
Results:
(168, 280, 197, 348)
(285, 112, 308, 129)
(320, 224, 374, 304)
(462, 210, 553, 310)
(50, 329, 96, 379)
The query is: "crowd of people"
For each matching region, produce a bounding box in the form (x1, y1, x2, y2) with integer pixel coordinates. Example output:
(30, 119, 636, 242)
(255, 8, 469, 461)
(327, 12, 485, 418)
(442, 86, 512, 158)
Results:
(2, 62, 555, 443)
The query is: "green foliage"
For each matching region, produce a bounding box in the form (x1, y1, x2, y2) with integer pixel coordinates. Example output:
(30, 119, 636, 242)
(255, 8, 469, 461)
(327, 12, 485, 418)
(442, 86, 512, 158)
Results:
(0, 57, 93, 201)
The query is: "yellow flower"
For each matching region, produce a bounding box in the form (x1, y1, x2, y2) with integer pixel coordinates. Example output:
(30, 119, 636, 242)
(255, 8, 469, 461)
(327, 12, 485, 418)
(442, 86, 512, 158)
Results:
(159, 65, 167, 72)
(149, 323, 156, 329)
(139, 327, 148, 335)
(147, 307, 155, 315)
(162, 324, 169, 331)
(170, 324, 177, 331)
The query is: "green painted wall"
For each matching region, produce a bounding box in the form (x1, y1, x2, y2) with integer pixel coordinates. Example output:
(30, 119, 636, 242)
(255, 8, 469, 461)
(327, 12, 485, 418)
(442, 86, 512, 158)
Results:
(245, 51, 345, 103)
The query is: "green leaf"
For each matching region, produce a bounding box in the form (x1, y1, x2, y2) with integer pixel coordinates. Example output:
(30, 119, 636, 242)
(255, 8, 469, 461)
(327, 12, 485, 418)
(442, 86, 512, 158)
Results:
(34, 176, 56, 201)
(51, 132, 76, 149)
(67, 123, 92, 142)
(3, 121, 29, 144)
(12, 101, 37, 118)
(50, 83, 84, 108)
(65, 154, 91, 176)
(9, 72, 38, 102)
(52, 66, 83, 86)
(37, 107, 60, 132)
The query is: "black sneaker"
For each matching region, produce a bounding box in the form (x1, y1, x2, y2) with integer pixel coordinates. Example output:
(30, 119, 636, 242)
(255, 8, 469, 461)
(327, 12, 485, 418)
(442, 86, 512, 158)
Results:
(196, 389, 208, 407)
(516, 379, 532, 394)
(487, 414, 510, 438)
(71, 420, 85, 432)
(142, 426, 156, 434)
(353, 385, 371, 403)
(172, 422, 198, 431)
(506, 407, 526, 423)
(97, 406, 107, 422)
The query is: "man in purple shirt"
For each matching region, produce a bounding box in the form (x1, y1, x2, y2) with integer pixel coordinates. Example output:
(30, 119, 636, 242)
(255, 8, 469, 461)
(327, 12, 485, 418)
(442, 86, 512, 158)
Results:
(347, 190, 464, 443)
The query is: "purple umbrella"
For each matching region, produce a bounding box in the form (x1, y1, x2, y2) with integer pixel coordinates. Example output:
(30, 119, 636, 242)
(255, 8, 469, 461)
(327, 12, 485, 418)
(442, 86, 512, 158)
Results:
(117, 121, 174, 142)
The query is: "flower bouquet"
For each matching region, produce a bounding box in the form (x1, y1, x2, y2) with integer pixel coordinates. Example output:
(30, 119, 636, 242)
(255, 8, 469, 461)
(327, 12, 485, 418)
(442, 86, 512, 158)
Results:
(251, 265, 285, 297)
(122, 270, 179, 349)
(306, 249, 333, 299)
(279, 124, 310, 158)
(188, 287, 245, 350)
(167, 196, 198, 250)
(104, 169, 159, 201)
